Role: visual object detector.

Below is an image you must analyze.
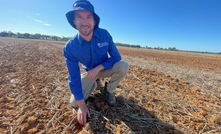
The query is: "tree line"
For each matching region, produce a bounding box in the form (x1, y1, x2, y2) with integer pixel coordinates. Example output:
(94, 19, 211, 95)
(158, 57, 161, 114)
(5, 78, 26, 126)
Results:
(115, 42, 179, 51)
(0, 31, 70, 41)
(0, 31, 144, 48)
(0, 31, 177, 50)
(2, 31, 219, 53)
(115, 43, 141, 48)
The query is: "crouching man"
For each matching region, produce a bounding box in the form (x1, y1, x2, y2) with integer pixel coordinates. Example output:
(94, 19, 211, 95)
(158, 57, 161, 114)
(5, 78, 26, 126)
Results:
(63, 0, 129, 125)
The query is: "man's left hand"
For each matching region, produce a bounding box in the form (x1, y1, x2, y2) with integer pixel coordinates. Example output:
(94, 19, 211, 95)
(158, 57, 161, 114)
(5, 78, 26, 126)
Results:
(86, 65, 104, 78)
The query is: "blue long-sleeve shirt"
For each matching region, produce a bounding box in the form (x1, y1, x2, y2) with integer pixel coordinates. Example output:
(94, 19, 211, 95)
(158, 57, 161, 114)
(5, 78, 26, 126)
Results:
(63, 28, 121, 101)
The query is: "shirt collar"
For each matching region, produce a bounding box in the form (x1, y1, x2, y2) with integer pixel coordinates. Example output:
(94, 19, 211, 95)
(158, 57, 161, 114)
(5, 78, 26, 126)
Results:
(77, 34, 84, 45)
(77, 29, 101, 45)
(93, 28, 101, 39)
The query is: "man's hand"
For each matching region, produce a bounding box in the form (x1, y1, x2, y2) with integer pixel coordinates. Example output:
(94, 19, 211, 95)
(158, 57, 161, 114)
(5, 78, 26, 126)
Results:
(87, 64, 104, 79)
(77, 100, 90, 125)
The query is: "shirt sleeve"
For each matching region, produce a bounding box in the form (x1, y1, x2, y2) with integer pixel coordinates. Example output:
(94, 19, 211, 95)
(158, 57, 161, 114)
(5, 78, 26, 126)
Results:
(101, 32, 122, 70)
(63, 44, 84, 101)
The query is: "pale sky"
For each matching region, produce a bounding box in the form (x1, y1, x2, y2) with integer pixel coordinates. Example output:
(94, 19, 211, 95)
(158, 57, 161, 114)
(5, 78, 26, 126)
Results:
(0, 0, 221, 52)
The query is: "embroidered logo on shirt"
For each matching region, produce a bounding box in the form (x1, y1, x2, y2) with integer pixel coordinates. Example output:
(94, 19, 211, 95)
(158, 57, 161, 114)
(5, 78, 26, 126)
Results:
(97, 42, 108, 47)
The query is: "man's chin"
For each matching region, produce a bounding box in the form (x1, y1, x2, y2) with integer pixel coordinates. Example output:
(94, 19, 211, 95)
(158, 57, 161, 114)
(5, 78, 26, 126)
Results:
(81, 31, 92, 37)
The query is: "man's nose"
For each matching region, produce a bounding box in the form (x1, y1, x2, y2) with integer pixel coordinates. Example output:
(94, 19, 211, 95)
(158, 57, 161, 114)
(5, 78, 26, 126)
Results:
(81, 18, 89, 24)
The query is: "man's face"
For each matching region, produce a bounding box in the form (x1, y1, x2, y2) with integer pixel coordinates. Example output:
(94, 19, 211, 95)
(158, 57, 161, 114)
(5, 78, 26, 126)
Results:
(74, 10, 95, 39)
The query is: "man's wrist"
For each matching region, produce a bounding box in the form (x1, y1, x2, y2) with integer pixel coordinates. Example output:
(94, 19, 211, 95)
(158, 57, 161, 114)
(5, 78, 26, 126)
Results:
(77, 99, 86, 108)
(97, 64, 104, 71)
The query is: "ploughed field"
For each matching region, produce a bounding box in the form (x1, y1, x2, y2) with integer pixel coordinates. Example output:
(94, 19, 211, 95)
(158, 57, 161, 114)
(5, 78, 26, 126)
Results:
(0, 37, 221, 134)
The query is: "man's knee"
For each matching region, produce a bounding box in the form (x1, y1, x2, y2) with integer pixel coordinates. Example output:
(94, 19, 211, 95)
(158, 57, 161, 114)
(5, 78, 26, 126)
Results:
(115, 61, 129, 75)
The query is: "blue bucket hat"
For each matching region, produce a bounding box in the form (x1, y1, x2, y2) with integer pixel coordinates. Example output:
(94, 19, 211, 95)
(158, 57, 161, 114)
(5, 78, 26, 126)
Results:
(66, 0, 100, 29)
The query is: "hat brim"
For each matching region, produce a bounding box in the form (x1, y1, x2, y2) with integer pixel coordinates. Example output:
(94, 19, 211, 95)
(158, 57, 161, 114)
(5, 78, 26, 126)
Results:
(66, 10, 100, 29)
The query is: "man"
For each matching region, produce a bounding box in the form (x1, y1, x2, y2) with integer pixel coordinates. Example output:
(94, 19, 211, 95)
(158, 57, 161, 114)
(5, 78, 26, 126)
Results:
(63, 0, 129, 125)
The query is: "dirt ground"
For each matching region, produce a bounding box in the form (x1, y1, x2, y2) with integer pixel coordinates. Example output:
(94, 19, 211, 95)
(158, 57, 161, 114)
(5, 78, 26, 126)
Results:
(0, 37, 221, 134)
(119, 47, 221, 72)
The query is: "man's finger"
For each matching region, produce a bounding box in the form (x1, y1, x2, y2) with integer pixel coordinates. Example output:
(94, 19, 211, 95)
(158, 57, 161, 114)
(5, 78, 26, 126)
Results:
(83, 115, 87, 124)
(78, 114, 86, 125)
(79, 114, 87, 125)
(87, 73, 92, 78)
(81, 115, 85, 125)
(77, 115, 82, 125)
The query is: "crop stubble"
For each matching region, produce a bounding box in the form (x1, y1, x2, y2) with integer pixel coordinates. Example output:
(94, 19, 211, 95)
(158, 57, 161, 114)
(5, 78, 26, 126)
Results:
(0, 38, 221, 133)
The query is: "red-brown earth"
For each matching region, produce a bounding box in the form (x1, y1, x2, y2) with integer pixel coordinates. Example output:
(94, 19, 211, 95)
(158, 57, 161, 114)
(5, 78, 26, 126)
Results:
(0, 37, 221, 133)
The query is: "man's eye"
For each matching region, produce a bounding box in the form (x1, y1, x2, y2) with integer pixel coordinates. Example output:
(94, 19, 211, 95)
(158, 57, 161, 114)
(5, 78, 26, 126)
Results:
(87, 17, 92, 20)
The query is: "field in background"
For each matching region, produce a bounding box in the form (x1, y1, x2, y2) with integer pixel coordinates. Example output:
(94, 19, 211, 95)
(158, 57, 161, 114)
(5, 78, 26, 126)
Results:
(119, 47, 221, 94)
(0, 37, 221, 133)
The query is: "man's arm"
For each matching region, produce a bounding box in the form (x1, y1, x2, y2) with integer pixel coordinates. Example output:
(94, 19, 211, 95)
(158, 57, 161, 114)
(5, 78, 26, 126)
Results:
(63, 45, 90, 125)
(63, 45, 84, 101)
(101, 31, 122, 70)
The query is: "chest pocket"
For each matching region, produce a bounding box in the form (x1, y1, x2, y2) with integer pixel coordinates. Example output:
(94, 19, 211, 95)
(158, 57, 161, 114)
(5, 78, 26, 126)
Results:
(96, 42, 109, 55)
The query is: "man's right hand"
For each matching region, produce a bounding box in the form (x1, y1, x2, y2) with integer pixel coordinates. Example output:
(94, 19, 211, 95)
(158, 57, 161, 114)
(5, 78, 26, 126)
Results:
(77, 100, 90, 125)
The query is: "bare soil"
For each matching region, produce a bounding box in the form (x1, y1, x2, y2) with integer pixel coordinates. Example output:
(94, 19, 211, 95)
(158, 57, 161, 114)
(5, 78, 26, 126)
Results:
(119, 47, 221, 71)
(119, 47, 221, 95)
(0, 37, 221, 134)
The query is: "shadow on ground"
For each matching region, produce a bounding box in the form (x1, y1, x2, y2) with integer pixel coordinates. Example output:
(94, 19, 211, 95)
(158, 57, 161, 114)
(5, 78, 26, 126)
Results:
(72, 91, 182, 134)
